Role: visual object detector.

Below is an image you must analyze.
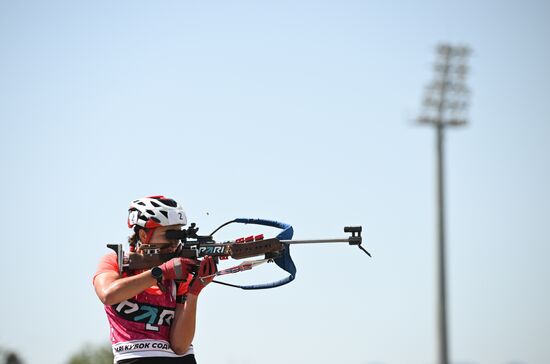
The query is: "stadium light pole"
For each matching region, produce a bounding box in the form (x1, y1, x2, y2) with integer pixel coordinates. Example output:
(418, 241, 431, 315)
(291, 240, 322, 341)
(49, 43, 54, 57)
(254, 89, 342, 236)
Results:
(417, 43, 471, 364)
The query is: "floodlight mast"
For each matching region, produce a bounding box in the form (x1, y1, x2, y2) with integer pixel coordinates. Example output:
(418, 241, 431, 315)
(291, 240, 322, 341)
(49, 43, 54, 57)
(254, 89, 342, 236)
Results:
(418, 43, 471, 364)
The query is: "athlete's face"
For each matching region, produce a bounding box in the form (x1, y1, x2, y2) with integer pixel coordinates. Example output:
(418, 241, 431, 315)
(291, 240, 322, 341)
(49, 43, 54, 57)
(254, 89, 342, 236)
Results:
(138, 224, 183, 253)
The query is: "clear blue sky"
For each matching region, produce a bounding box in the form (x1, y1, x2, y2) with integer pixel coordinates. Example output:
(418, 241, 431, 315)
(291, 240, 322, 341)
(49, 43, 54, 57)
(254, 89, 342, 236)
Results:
(0, 1, 549, 363)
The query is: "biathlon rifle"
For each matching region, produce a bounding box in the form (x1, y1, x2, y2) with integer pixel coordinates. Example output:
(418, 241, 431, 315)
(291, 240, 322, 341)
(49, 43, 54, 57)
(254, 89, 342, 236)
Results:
(107, 218, 370, 290)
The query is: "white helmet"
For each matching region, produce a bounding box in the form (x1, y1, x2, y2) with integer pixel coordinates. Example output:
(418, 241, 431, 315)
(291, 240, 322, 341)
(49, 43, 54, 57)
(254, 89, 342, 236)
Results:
(128, 195, 187, 229)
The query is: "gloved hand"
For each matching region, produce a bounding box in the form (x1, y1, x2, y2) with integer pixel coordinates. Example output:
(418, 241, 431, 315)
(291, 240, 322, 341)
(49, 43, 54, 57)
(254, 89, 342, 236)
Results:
(159, 257, 198, 280)
(188, 256, 217, 296)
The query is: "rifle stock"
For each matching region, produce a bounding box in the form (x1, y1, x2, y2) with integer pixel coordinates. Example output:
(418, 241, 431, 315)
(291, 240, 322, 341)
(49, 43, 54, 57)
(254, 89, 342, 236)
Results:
(107, 238, 284, 273)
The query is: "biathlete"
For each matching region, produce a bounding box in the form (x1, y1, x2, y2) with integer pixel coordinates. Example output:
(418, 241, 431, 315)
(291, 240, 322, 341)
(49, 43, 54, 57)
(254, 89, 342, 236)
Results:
(93, 195, 216, 364)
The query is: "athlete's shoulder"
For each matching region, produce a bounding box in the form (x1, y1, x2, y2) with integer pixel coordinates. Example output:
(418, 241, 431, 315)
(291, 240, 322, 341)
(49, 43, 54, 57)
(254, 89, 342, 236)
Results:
(93, 252, 120, 284)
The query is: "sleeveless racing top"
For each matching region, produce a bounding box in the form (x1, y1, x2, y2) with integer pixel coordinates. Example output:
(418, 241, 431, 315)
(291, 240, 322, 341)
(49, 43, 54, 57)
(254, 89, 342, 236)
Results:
(94, 253, 194, 362)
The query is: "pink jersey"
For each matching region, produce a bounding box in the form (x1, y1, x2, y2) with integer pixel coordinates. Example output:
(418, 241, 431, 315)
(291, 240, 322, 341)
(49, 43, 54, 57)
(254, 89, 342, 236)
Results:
(94, 253, 193, 362)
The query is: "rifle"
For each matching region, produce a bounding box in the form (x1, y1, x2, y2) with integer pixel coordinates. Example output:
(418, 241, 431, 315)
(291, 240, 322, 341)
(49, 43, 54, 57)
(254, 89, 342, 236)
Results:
(107, 218, 370, 290)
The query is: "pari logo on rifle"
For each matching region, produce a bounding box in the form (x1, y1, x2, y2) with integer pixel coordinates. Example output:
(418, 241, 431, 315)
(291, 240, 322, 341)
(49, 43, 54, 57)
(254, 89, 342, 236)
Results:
(198, 245, 228, 256)
(107, 218, 370, 290)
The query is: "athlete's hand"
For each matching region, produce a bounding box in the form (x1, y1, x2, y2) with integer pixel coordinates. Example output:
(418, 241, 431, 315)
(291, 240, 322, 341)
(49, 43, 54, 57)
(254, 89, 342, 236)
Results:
(159, 257, 197, 280)
(188, 256, 217, 296)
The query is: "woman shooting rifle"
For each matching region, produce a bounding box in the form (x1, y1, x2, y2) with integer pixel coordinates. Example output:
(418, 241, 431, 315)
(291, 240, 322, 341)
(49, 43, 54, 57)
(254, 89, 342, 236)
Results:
(93, 196, 216, 364)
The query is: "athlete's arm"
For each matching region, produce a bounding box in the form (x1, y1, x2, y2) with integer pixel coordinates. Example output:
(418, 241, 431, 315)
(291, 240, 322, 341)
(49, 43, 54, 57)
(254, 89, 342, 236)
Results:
(169, 257, 216, 354)
(94, 256, 195, 305)
(170, 295, 198, 355)
(94, 270, 157, 305)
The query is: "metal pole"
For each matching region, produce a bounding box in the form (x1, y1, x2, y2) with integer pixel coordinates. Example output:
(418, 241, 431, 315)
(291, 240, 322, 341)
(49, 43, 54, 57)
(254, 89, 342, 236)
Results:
(418, 43, 471, 364)
(435, 48, 450, 364)
(436, 123, 449, 364)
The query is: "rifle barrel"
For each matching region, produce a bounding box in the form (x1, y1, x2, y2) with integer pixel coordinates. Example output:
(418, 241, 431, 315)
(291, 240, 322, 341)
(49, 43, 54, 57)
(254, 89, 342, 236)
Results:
(281, 238, 350, 244)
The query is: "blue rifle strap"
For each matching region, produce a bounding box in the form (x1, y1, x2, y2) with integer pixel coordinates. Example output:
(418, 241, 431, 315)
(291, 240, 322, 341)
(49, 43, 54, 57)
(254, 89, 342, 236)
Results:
(215, 218, 296, 290)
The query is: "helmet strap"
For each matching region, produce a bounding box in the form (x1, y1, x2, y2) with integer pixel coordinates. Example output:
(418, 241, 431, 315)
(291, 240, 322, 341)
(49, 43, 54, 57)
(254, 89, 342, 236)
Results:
(144, 228, 156, 244)
(136, 227, 157, 249)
